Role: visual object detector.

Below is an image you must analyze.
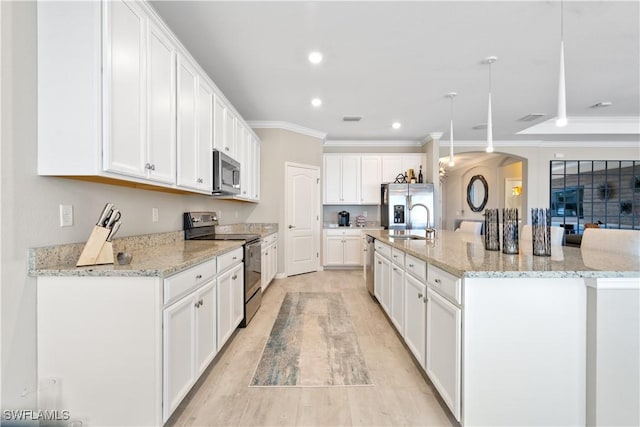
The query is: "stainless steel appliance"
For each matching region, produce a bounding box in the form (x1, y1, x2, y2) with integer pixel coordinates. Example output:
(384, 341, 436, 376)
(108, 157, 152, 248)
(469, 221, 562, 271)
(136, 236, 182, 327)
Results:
(381, 183, 435, 230)
(364, 235, 375, 296)
(338, 210, 350, 227)
(212, 150, 240, 196)
(183, 212, 261, 327)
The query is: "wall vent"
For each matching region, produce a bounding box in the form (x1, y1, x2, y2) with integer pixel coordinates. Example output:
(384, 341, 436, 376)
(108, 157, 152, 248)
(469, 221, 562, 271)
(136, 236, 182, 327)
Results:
(472, 123, 487, 130)
(342, 116, 362, 122)
(517, 113, 546, 122)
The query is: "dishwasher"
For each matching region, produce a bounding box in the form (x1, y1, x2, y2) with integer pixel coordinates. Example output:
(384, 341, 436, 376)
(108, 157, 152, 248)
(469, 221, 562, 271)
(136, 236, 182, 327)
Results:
(364, 235, 375, 297)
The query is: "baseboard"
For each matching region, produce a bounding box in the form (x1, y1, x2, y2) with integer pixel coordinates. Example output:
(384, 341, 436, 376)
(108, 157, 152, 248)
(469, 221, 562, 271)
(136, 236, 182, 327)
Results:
(274, 272, 287, 280)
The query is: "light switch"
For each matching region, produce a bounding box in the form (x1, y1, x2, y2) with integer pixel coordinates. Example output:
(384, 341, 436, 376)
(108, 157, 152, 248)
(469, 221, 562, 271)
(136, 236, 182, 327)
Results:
(60, 204, 73, 227)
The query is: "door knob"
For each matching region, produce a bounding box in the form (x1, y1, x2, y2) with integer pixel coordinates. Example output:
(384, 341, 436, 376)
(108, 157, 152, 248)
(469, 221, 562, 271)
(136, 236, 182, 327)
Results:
(288, 225, 296, 229)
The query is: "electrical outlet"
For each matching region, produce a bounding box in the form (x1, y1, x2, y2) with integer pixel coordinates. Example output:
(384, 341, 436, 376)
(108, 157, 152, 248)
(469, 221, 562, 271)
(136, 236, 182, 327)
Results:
(217, 210, 222, 219)
(59, 204, 73, 227)
(152, 207, 159, 223)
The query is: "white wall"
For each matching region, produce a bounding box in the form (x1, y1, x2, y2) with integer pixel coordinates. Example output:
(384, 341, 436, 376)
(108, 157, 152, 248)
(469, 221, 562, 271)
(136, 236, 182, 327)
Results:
(0, 2, 258, 411)
(249, 128, 324, 273)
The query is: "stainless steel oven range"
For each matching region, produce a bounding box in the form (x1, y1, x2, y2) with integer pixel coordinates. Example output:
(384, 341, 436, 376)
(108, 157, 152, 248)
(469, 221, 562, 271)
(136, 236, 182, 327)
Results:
(183, 212, 261, 327)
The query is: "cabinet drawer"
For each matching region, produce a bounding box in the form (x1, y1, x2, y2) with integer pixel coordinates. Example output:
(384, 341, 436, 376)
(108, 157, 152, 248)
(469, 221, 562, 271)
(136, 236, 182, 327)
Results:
(326, 228, 362, 237)
(391, 248, 405, 266)
(217, 247, 243, 273)
(405, 254, 426, 282)
(427, 265, 462, 305)
(262, 233, 278, 246)
(164, 258, 216, 305)
(374, 241, 391, 258)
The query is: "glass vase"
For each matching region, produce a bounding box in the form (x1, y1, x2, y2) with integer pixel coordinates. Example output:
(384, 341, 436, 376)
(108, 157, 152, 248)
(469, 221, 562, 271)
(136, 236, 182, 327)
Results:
(502, 208, 519, 254)
(531, 208, 551, 256)
(484, 209, 500, 251)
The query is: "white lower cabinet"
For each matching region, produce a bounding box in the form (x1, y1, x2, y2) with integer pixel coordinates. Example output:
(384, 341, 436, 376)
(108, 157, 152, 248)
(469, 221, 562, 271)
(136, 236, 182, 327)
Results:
(390, 261, 405, 335)
(163, 279, 217, 421)
(261, 233, 278, 290)
(217, 262, 244, 351)
(426, 287, 462, 422)
(374, 251, 391, 313)
(163, 291, 196, 422)
(323, 229, 363, 266)
(404, 273, 427, 367)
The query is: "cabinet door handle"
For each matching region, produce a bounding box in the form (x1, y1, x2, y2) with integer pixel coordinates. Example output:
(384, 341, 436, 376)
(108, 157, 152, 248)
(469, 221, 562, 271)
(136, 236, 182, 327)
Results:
(265, 252, 269, 256)
(377, 261, 382, 265)
(225, 146, 229, 151)
(288, 225, 296, 229)
(199, 299, 203, 306)
(197, 178, 203, 183)
(150, 164, 155, 171)
(232, 274, 238, 280)
(409, 263, 414, 267)
(232, 256, 237, 260)
(434, 278, 441, 284)
(418, 293, 423, 299)
(196, 274, 202, 279)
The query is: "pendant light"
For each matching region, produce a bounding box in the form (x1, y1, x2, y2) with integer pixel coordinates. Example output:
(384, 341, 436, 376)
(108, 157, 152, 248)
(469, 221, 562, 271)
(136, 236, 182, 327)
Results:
(445, 92, 457, 167)
(485, 56, 497, 153)
(556, 0, 568, 127)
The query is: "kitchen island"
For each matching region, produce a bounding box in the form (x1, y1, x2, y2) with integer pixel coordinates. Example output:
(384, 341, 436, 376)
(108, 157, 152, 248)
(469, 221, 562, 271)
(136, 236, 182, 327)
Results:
(366, 229, 639, 427)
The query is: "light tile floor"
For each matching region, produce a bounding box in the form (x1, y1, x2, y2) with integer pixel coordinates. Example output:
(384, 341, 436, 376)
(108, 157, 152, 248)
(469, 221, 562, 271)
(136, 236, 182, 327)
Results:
(167, 270, 455, 427)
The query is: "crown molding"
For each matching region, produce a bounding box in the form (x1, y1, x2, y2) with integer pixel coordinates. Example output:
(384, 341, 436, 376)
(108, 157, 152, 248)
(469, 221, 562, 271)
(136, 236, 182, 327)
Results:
(517, 116, 640, 135)
(324, 139, 423, 147)
(449, 140, 640, 148)
(246, 121, 327, 140)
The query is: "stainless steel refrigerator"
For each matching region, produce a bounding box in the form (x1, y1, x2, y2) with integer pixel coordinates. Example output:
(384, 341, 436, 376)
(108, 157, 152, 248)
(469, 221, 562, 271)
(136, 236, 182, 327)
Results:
(381, 183, 435, 230)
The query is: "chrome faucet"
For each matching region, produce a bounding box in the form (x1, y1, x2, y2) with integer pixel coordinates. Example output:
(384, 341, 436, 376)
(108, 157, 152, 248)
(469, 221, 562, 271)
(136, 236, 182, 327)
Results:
(409, 202, 437, 239)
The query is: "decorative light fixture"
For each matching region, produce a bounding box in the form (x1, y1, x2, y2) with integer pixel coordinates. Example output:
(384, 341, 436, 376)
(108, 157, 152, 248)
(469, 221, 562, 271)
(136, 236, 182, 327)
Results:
(556, 0, 567, 127)
(308, 51, 323, 64)
(512, 185, 522, 196)
(392, 122, 402, 130)
(311, 98, 322, 107)
(445, 92, 457, 167)
(484, 56, 497, 153)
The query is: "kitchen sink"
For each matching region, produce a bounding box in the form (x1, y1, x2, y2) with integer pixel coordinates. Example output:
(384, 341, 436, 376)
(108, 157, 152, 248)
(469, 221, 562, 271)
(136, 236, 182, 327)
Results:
(390, 235, 426, 240)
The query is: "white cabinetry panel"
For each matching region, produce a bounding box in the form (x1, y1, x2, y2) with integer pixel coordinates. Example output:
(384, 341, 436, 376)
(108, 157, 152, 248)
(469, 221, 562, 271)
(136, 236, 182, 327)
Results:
(426, 288, 461, 421)
(147, 21, 176, 184)
(103, 0, 146, 178)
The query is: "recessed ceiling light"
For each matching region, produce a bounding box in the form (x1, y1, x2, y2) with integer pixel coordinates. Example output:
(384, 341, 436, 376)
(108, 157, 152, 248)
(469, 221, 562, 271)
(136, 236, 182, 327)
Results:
(392, 122, 402, 130)
(589, 101, 613, 108)
(308, 52, 323, 64)
(311, 98, 322, 107)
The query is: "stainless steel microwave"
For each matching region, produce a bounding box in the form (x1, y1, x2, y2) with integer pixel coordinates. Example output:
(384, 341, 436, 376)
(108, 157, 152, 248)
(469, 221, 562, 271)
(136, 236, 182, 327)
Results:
(212, 150, 240, 195)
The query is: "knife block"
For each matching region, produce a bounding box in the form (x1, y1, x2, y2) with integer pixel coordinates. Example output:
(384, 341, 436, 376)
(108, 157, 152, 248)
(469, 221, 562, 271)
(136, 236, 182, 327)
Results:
(76, 225, 114, 266)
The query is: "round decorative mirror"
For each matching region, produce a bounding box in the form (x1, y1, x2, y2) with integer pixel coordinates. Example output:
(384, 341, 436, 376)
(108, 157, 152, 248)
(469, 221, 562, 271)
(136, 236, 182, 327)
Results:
(467, 175, 488, 212)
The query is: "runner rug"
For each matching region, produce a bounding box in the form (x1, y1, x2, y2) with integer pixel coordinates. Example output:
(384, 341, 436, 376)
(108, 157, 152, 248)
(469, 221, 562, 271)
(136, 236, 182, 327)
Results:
(250, 291, 372, 387)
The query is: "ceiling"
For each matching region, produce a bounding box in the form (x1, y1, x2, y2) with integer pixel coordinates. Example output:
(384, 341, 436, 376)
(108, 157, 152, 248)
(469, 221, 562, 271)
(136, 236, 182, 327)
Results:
(150, 1, 640, 144)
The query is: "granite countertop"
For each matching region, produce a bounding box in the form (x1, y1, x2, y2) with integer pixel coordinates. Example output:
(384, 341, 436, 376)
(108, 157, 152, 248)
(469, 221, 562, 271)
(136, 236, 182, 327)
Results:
(30, 232, 243, 278)
(215, 223, 278, 238)
(366, 230, 640, 279)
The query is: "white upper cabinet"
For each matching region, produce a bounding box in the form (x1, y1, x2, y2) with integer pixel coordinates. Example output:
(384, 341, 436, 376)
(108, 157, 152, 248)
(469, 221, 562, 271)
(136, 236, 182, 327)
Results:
(213, 94, 237, 160)
(103, 0, 147, 179)
(360, 156, 381, 204)
(323, 155, 360, 204)
(147, 21, 177, 184)
(176, 54, 213, 193)
(37, 1, 259, 197)
(381, 154, 426, 183)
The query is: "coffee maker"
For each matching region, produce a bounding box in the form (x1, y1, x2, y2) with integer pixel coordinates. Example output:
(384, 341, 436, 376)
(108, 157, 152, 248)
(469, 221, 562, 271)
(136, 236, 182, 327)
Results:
(338, 211, 350, 227)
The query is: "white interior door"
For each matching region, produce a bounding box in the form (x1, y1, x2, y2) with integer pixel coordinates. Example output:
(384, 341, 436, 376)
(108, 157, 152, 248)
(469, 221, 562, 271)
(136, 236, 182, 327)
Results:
(285, 163, 320, 276)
